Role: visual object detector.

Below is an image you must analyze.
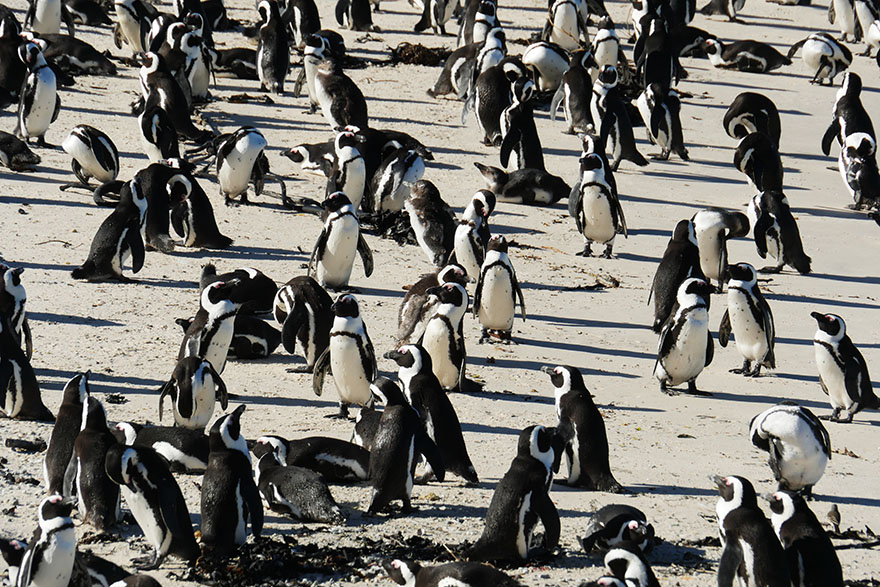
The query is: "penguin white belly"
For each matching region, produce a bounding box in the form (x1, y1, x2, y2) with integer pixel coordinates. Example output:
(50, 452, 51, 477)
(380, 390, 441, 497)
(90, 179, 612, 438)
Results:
(801, 40, 831, 76)
(233, 483, 247, 545)
(636, 93, 653, 143)
(189, 54, 210, 98)
(838, 152, 857, 200)
(317, 218, 358, 288)
(269, 484, 301, 517)
(315, 82, 342, 129)
(563, 84, 573, 123)
(523, 47, 566, 91)
(868, 20, 880, 50)
(422, 317, 460, 389)
(4, 362, 23, 416)
(62, 135, 113, 182)
(203, 318, 234, 373)
(114, 227, 129, 276)
(478, 269, 515, 331)
(729, 292, 768, 362)
(302, 306, 317, 364)
(23, 72, 57, 138)
(32, 527, 75, 587)
(122, 486, 168, 553)
(329, 336, 371, 405)
(697, 234, 724, 281)
(814, 345, 852, 410)
(659, 314, 708, 385)
(315, 453, 368, 480)
(777, 440, 827, 489)
(738, 539, 756, 587)
(339, 157, 366, 210)
(405, 436, 415, 498)
(140, 118, 165, 163)
(766, 221, 782, 263)
(116, 11, 145, 52)
(33, 0, 62, 34)
(454, 226, 481, 279)
(550, 7, 580, 52)
(566, 423, 581, 482)
(516, 492, 532, 558)
(187, 370, 217, 429)
(219, 139, 265, 197)
(580, 189, 616, 244)
(594, 40, 618, 70)
(834, 0, 856, 34)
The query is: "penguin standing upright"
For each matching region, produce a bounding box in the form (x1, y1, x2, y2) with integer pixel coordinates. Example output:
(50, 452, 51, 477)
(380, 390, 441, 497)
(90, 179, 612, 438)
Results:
(216, 126, 269, 206)
(114, 0, 155, 54)
(838, 132, 880, 209)
(750, 402, 831, 498)
(43, 372, 90, 497)
(297, 33, 344, 114)
(139, 89, 180, 162)
(256, 0, 289, 94)
(25, 0, 76, 35)
(200, 405, 263, 555)
(637, 83, 689, 160)
(452, 190, 494, 281)
(104, 444, 199, 569)
(543, 365, 622, 492)
(734, 132, 783, 192)
(414, 0, 456, 34)
(691, 208, 750, 291)
(829, 0, 859, 42)
(718, 263, 776, 377)
(542, 0, 589, 51)
(500, 78, 543, 171)
(748, 190, 811, 275)
(396, 264, 468, 344)
(282, 0, 321, 48)
(326, 129, 366, 210)
(591, 66, 648, 170)
(474, 235, 525, 343)
(811, 312, 879, 422)
(0, 312, 53, 422)
(405, 180, 457, 268)
(158, 356, 228, 430)
(420, 282, 468, 391)
(312, 294, 377, 418)
(821, 72, 875, 157)
(650, 219, 704, 333)
(592, 17, 619, 69)
(469, 57, 527, 146)
(469, 426, 560, 561)
(335, 0, 374, 31)
(314, 59, 369, 130)
(367, 146, 426, 214)
(550, 49, 596, 136)
(521, 41, 569, 92)
(764, 491, 844, 586)
(138, 52, 211, 143)
(178, 280, 242, 374)
(75, 396, 120, 531)
(273, 275, 334, 372)
(569, 150, 627, 258)
(0, 264, 32, 358)
(309, 192, 374, 290)
(16, 42, 61, 147)
(15, 496, 76, 587)
(60, 125, 119, 190)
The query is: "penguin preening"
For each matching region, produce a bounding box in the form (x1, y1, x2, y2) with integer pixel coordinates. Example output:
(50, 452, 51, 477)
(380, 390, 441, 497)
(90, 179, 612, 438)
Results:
(158, 356, 228, 430)
(60, 125, 119, 190)
(253, 452, 347, 524)
(691, 207, 750, 291)
(382, 558, 521, 586)
(396, 263, 468, 345)
(274, 275, 334, 373)
(724, 92, 781, 148)
(748, 190, 812, 275)
(787, 32, 852, 85)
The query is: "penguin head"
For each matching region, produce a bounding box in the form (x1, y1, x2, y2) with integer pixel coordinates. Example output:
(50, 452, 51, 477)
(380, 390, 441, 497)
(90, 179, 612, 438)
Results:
(114, 422, 141, 445)
(597, 65, 618, 87)
(512, 78, 536, 104)
(712, 475, 758, 509)
(476, 0, 496, 19)
(212, 404, 249, 459)
(81, 396, 108, 432)
(437, 263, 468, 286)
(382, 559, 421, 585)
(473, 189, 496, 217)
(474, 162, 507, 191)
(603, 544, 651, 583)
(322, 191, 354, 214)
(17, 42, 44, 69)
(335, 130, 364, 152)
(701, 38, 722, 57)
(519, 425, 555, 471)
(104, 444, 137, 486)
(184, 12, 205, 33)
(486, 234, 508, 253)
(598, 16, 614, 30)
(763, 490, 798, 519)
(38, 495, 74, 527)
(258, 0, 279, 24)
(580, 152, 604, 173)
(408, 180, 441, 205)
(304, 34, 326, 58)
(844, 132, 876, 160)
(201, 278, 244, 308)
(571, 49, 596, 70)
(0, 539, 27, 568)
(385, 344, 431, 377)
(425, 282, 466, 307)
(370, 376, 407, 406)
(541, 365, 585, 392)
(256, 450, 283, 474)
(671, 219, 697, 246)
(62, 371, 91, 406)
(331, 293, 360, 318)
(0, 263, 24, 290)
(810, 312, 845, 339)
(253, 435, 287, 463)
(678, 278, 712, 307)
(166, 22, 187, 48)
(166, 174, 192, 204)
(726, 263, 757, 285)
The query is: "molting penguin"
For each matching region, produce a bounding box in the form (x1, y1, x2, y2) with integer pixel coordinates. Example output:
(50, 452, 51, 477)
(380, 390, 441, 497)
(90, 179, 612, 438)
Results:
(691, 207, 750, 291)
(451, 191, 493, 281)
(43, 372, 90, 496)
(75, 396, 121, 531)
(200, 405, 263, 555)
(314, 59, 369, 131)
(419, 282, 468, 392)
(309, 192, 374, 290)
(649, 219, 704, 333)
(748, 191, 811, 274)
(580, 504, 654, 553)
(702, 38, 791, 73)
(382, 558, 522, 586)
(256, 0, 289, 94)
(216, 126, 270, 206)
(178, 279, 243, 374)
(60, 125, 119, 190)
(405, 180, 456, 268)
(104, 444, 199, 568)
(0, 312, 52, 422)
(253, 452, 346, 524)
(811, 312, 878, 422)
(274, 275, 334, 373)
(569, 150, 627, 258)
(469, 425, 560, 561)
(474, 162, 570, 206)
(474, 235, 525, 343)
(16, 42, 61, 147)
(750, 402, 831, 499)
(787, 33, 851, 85)
(252, 434, 369, 482)
(718, 263, 776, 377)
(396, 264, 467, 345)
(158, 356, 228, 430)
(544, 364, 623, 492)
(366, 147, 426, 214)
(15, 496, 76, 587)
(724, 92, 781, 148)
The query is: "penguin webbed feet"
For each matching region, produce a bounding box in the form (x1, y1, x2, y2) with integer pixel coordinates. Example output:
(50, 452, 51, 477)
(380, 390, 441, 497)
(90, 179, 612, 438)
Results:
(602, 243, 614, 259)
(34, 136, 57, 149)
(478, 329, 490, 344)
(729, 360, 751, 375)
(285, 364, 314, 374)
(131, 552, 163, 570)
(576, 243, 593, 257)
(650, 150, 671, 161)
(758, 264, 783, 274)
(686, 380, 712, 396)
(326, 404, 351, 419)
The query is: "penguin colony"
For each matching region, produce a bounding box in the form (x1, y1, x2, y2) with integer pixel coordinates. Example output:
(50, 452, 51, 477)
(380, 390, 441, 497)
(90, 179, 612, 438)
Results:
(0, 0, 879, 583)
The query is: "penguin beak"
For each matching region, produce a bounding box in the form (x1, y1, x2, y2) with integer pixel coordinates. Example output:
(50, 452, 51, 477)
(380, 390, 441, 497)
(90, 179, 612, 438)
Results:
(760, 492, 777, 503)
(383, 350, 404, 362)
(711, 474, 727, 489)
(425, 286, 441, 298)
(810, 311, 825, 323)
(540, 366, 557, 376)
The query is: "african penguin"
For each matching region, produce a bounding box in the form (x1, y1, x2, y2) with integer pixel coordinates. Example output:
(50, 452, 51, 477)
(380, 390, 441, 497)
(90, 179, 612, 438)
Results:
(0, 263, 32, 358)
(637, 83, 689, 160)
(603, 543, 661, 587)
(405, 180, 457, 268)
(787, 33, 852, 85)
(75, 396, 121, 531)
(591, 65, 648, 170)
(821, 73, 875, 157)
(253, 452, 346, 524)
(335, 0, 374, 31)
(474, 235, 525, 343)
(216, 126, 270, 206)
(419, 282, 468, 392)
(451, 191, 493, 281)
(396, 263, 468, 345)
(366, 147, 426, 214)
(569, 150, 627, 258)
(549, 49, 596, 135)
(256, 0, 289, 94)
(543, 0, 589, 52)
(691, 207, 750, 291)
(500, 78, 542, 171)
(158, 356, 228, 430)
(718, 263, 776, 377)
(314, 59, 369, 131)
(273, 275, 334, 373)
(580, 504, 654, 554)
(15, 42, 61, 147)
(474, 162, 571, 206)
(414, 0, 457, 35)
(169, 171, 234, 250)
(723, 92, 781, 148)
(15, 496, 76, 587)
(0, 312, 52, 422)
(649, 219, 704, 333)
(466, 56, 527, 146)
(43, 372, 90, 497)
(114, 422, 209, 474)
(252, 434, 369, 482)
(521, 41, 569, 93)
(702, 38, 791, 73)
(326, 129, 367, 210)
(829, 0, 859, 42)
(382, 558, 521, 586)
(60, 125, 119, 190)
(139, 90, 180, 162)
(178, 279, 243, 374)
(309, 192, 374, 290)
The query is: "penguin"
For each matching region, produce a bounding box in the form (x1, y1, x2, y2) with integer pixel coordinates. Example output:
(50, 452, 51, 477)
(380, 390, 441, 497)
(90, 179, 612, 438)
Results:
(822, 72, 875, 156)
(702, 38, 791, 73)
(748, 190, 811, 274)
(0, 263, 32, 358)
(829, 0, 859, 42)
(114, 0, 155, 53)
(580, 578, 626, 587)
(327, 129, 367, 210)
(75, 396, 121, 531)
(592, 17, 620, 70)
(462, 27, 507, 104)
(15, 42, 61, 147)
(636, 17, 677, 91)
(750, 402, 831, 498)
(112, 160, 186, 252)
(699, 0, 744, 21)
(653, 277, 714, 396)
(309, 192, 374, 291)
(312, 294, 377, 419)
(253, 452, 347, 524)
(60, 125, 119, 191)
(649, 219, 703, 333)
(764, 491, 844, 586)
(138, 52, 211, 143)
(158, 356, 228, 430)
(549, 49, 596, 135)
(212, 47, 257, 80)
(0, 539, 27, 587)
(281, 0, 320, 48)
(473, 235, 525, 343)
(178, 279, 243, 374)
(811, 311, 879, 423)
(24, 0, 76, 36)
(252, 434, 369, 481)
(591, 65, 648, 170)
(139, 90, 180, 162)
(43, 372, 90, 497)
(35, 34, 117, 77)
(314, 59, 368, 132)
(580, 504, 654, 554)
(0, 131, 41, 171)
(474, 162, 570, 206)
(284, 140, 335, 176)
(865, 16, 880, 56)
(637, 83, 689, 160)
(179, 23, 209, 101)
(367, 377, 445, 514)
(451, 191, 493, 281)
(521, 41, 569, 93)
(458, 0, 497, 47)
(169, 170, 234, 249)
(603, 543, 661, 587)
(723, 92, 781, 148)
(70, 550, 130, 587)
(500, 78, 543, 171)
(469, 425, 560, 561)
(385, 345, 478, 484)
(352, 404, 381, 450)
(114, 422, 209, 474)
(467, 57, 527, 146)
(544, 364, 622, 492)
(15, 496, 76, 587)
(0, 313, 53, 422)
(787, 33, 852, 85)
(104, 444, 199, 569)
(273, 275, 333, 373)
(200, 405, 263, 555)
(335, 0, 374, 31)
(427, 41, 482, 98)
(691, 207, 750, 291)
(216, 126, 269, 206)
(382, 558, 522, 586)
(569, 150, 627, 258)
(713, 474, 791, 587)
(396, 264, 468, 345)
(295, 33, 338, 114)
(366, 147, 425, 214)
(718, 263, 776, 377)
(226, 315, 281, 359)
(542, 0, 589, 52)
(838, 132, 880, 209)
(419, 282, 468, 392)
(199, 264, 278, 315)
(256, 0, 288, 94)
(405, 180, 457, 268)
(414, 0, 456, 34)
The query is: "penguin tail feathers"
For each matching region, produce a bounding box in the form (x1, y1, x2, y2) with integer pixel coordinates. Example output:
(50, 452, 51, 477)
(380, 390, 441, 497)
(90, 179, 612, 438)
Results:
(71, 261, 95, 280)
(791, 252, 812, 274)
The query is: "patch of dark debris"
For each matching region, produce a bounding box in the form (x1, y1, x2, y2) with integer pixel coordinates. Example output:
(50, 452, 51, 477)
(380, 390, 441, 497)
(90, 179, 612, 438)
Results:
(389, 43, 451, 66)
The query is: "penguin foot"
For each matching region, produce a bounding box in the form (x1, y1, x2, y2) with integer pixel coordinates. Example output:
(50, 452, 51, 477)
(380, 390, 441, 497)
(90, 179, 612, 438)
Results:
(576, 244, 593, 257)
(747, 364, 763, 377)
(685, 380, 712, 396)
(650, 151, 670, 161)
(131, 553, 162, 570)
(758, 265, 783, 274)
(285, 365, 314, 373)
(326, 405, 351, 419)
(602, 244, 613, 259)
(478, 329, 490, 344)
(730, 360, 750, 375)
(59, 182, 93, 193)
(35, 137, 57, 149)
(659, 382, 678, 396)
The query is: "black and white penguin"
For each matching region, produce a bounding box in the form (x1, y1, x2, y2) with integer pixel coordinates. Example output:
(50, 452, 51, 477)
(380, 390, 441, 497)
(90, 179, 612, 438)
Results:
(284, 139, 335, 176)
(467, 57, 526, 146)
(169, 171, 234, 249)
(0, 131, 41, 171)
(253, 452, 347, 524)
(139, 90, 180, 162)
(469, 425, 560, 561)
(179, 17, 209, 102)
(654, 277, 714, 396)
(764, 491, 844, 586)
(829, 0, 859, 42)
(253, 434, 369, 481)
(312, 294, 377, 418)
(427, 40, 483, 99)
(273, 275, 333, 373)
(138, 52, 211, 143)
(0, 264, 32, 358)
(60, 125, 119, 190)
(787, 33, 852, 85)
(474, 235, 525, 343)
(216, 126, 269, 206)
(637, 83, 689, 160)
(702, 38, 791, 73)
(569, 150, 627, 258)
(735, 132, 784, 191)
(452, 191, 493, 281)
(367, 377, 445, 513)
(713, 474, 791, 587)
(636, 17, 677, 91)
(200, 405, 263, 555)
(821, 72, 875, 157)
(604, 543, 661, 587)
(397, 264, 468, 344)
(649, 219, 704, 333)
(691, 207, 750, 291)
(500, 78, 542, 171)
(158, 356, 228, 430)
(414, 0, 456, 34)
(212, 47, 257, 80)
(25, 0, 75, 35)
(15, 496, 76, 587)
(699, 0, 744, 21)
(178, 279, 243, 373)
(199, 264, 278, 315)
(75, 396, 121, 531)
(114, 422, 209, 474)
(521, 41, 569, 93)
(352, 404, 380, 449)
(405, 180, 457, 268)
(104, 444, 199, 568)
(382, 558, 521, 586)
(811, 312, 879, 422)
(544, 365, 622, 491)
(226, 314, 281, 360)
(718, 263, 776, 377)
(542, 0, 589, 52)
(580, 504, 654, 554)
(114, 0, 155, 53)
(16, 42, 61, 147)
(419, 282, 468, 392)
(0, 539, 26, 587)
(0, 312, 52, 422)
(335, 0, 374, 31)
(550, 49, 596, 135)
(366, 147, 425, 214)
(282, 0, 321, 48)
(295, 32, 341, 113)
(474, 162, 570, 206)
(750, 402, 831, 498)
(458, 0, 497, 47)
(723, 92, 781, 148)
(43, 372, 89, 497)
(35, 34, 117, 76)
(838, 132, 880, 209)
(309, 192, 374, 290)
(327, 129, 366, 210)
(256, 0, 289, 94)
(385, 344, 478, 484)
(748, 190, 811, 275)
(591, 65, 648, 170)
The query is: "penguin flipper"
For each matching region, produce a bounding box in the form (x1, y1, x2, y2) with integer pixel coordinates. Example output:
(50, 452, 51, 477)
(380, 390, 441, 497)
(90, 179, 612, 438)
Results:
(211, 364, 229, 410)
(62, 451, 78, 498)
(532, 490, 560, 551)
(240, 476, 264, 538)
(705, 329, 715, 367)
(309, 229, 329, 276)
(512, 273, 526, 322)
(157, 482, 188, 540)
(23, 319, 33, 360)
(312, 348, 331, 396)
(717, 540, 743, 587)
(753, 210, 771, 258)
(357, 234, 374, 277)
(126, 225, 146, 274)
(170, 203, 187, 238)
(281, 298, 307, 354)
(610, 190, 628, 237)
(157, 379, 174, 423)
(414, 428, 445, 482)
(549, 84, 564, 122)
(718, 309, 732, 347)
(17, 548, 35, 587)
(62, 4, 77, 37)
(52, 95, 62, 124)
(472, 272, 484, 318)
(292, 68, 307, 98)
(787, 38, 807, 60)
(821, 120, 839, 155)
(499, 125, 521, 170)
